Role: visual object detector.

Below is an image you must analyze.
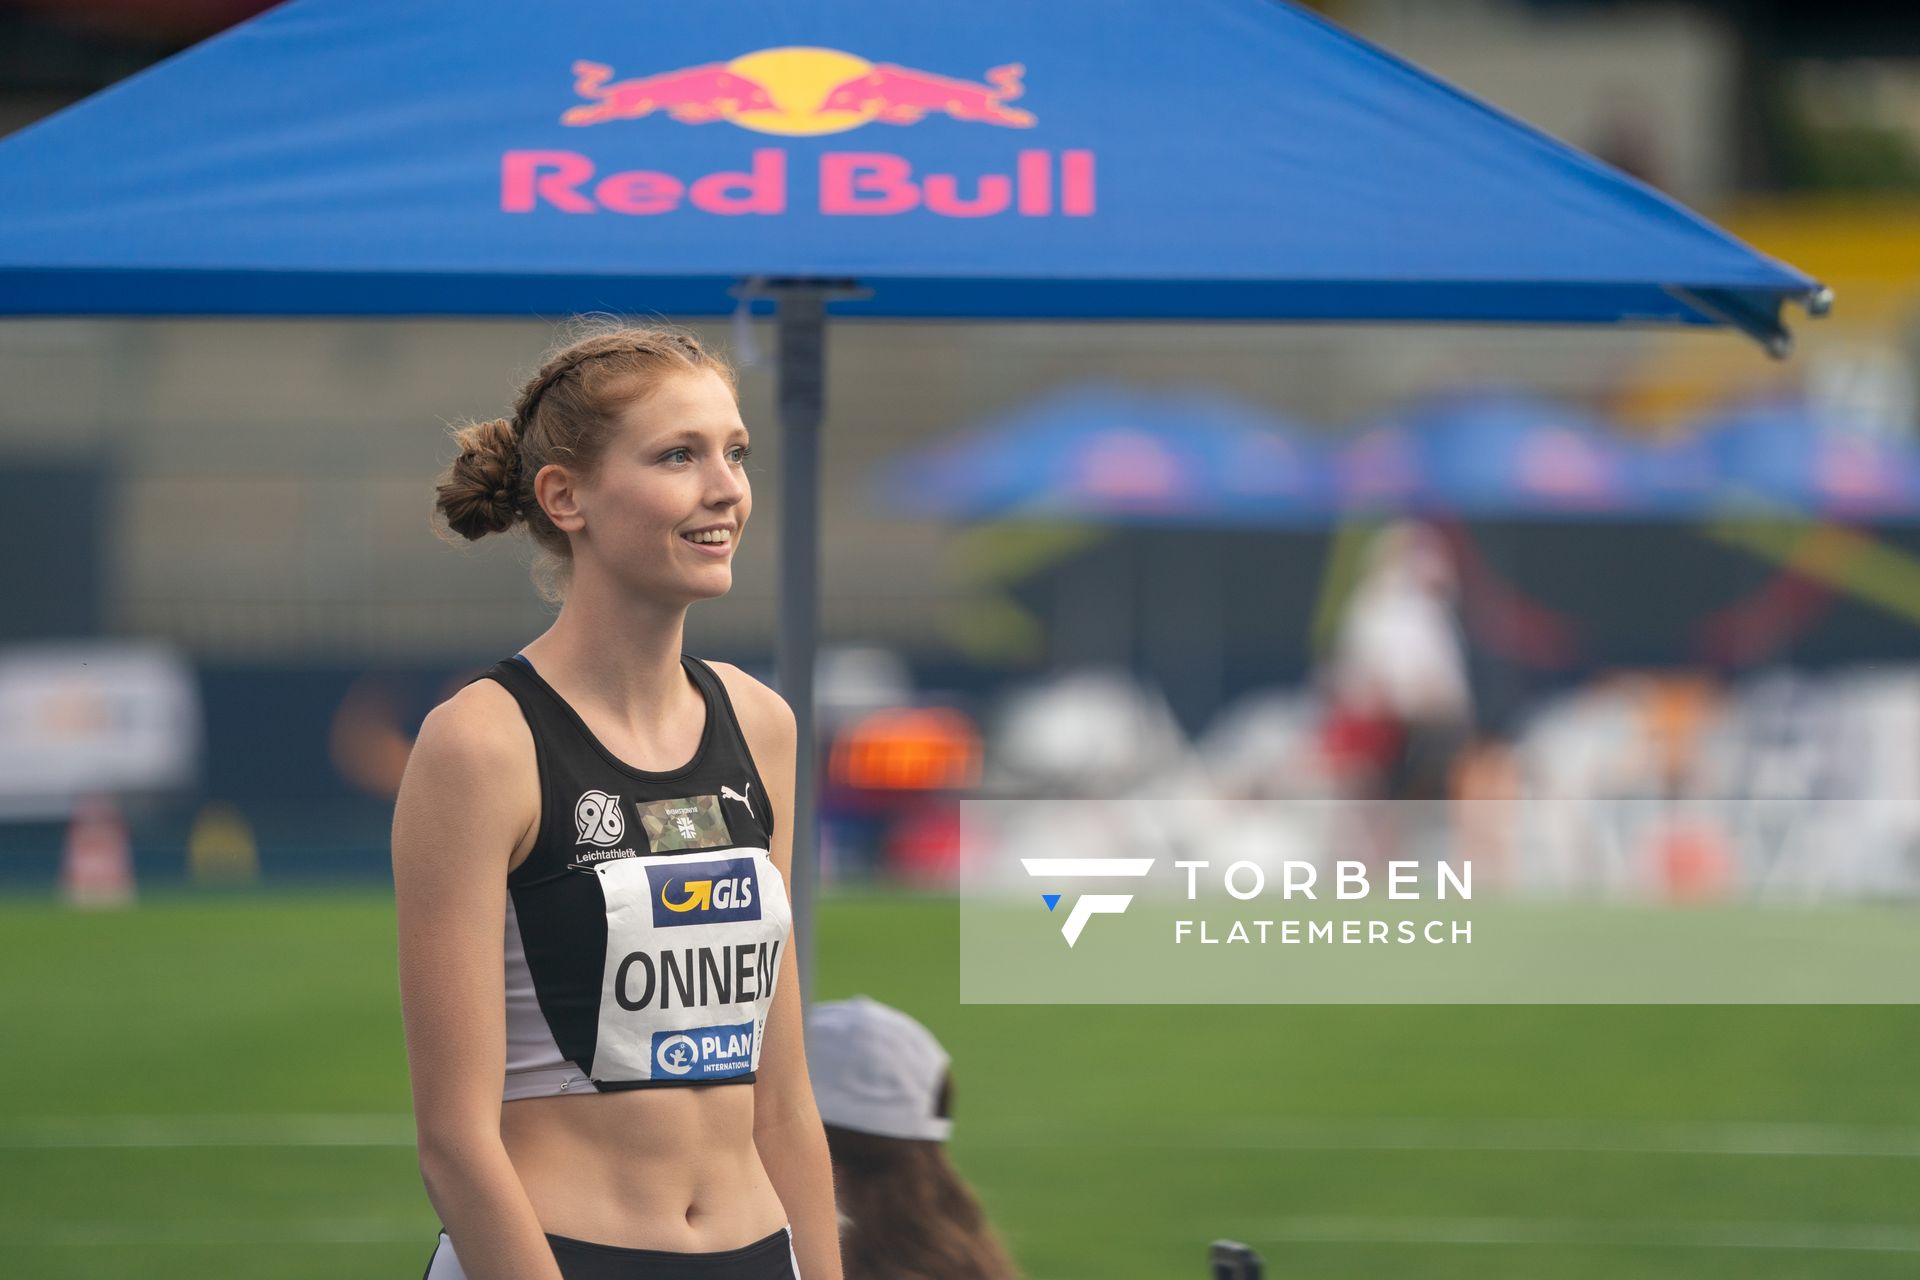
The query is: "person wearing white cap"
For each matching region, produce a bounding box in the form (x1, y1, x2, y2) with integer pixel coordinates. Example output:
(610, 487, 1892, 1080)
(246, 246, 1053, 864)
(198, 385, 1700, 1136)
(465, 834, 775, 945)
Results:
(807, 997, 1017, 1280)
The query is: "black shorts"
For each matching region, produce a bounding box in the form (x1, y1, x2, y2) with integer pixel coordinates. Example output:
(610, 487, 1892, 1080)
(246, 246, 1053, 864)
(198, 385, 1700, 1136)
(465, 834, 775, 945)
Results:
(422, 1225, 800, 1280)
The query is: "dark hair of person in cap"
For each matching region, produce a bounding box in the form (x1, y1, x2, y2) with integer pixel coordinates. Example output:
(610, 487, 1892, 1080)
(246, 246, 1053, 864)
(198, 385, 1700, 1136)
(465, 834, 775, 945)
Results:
(809, 997, 1018, 1280)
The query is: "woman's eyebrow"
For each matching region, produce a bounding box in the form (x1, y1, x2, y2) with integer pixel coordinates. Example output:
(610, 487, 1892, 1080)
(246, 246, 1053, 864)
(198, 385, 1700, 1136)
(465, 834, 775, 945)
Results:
(645, 424, 750, 446)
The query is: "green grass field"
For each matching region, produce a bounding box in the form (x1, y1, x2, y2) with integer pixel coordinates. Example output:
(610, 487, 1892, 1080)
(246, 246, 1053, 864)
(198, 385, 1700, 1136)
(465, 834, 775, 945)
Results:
(2, 888, 1917, 1278)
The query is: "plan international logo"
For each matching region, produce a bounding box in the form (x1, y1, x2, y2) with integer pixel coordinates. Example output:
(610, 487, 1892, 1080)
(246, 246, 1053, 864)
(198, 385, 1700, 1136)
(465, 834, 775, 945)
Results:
(652, 1020, 755, 1079)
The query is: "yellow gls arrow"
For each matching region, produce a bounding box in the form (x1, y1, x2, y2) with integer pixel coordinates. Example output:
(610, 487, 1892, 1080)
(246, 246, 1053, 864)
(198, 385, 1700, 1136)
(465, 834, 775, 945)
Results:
(662, 879, 712, 912)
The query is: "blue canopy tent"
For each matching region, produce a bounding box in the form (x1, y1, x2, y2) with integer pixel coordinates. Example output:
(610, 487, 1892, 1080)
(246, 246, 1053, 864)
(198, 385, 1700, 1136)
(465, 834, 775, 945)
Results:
(0, 0, 1828, 333)
(0, 0, 1829, 988)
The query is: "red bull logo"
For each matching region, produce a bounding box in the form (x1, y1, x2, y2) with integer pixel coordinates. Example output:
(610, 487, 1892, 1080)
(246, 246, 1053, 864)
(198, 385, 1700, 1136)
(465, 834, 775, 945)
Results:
(560, 47, 1035, 134)
(501, 46, 1092, 219)
(562, 61, 781, 128)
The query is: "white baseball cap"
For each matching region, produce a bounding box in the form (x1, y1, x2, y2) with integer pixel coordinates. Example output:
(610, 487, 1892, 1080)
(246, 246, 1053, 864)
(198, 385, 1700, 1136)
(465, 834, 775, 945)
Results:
(807, 995, 953, 1142)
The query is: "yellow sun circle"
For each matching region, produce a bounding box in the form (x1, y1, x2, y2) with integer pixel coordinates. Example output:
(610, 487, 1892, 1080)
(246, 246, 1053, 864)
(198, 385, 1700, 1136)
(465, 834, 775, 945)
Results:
(725, 47, 876, 136)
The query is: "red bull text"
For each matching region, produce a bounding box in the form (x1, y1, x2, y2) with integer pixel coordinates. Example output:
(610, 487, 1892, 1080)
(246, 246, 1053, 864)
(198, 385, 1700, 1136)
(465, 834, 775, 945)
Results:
(502, 147, 1093, 217)
(501, 47, 1096, 219)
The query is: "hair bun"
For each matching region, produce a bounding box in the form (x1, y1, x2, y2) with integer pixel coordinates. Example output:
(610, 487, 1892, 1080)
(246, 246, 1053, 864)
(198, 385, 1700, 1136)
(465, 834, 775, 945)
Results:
(435, 417, 525, 540)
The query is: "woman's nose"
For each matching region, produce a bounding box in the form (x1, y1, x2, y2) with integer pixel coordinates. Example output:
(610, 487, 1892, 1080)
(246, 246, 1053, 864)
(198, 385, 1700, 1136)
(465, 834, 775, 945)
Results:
(708, 458, 748, 504)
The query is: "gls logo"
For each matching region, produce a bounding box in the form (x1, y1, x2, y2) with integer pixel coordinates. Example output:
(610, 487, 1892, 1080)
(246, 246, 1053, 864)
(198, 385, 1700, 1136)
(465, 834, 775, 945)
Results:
(575, 791, 626, 845)
(661, 874, 755, 913)
(1021, 858, 1155, 947)
(646, 855, 763, 928)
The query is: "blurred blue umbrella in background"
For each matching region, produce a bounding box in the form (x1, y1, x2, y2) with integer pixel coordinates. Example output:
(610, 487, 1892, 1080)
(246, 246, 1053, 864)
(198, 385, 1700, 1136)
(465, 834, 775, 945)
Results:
(1325, 390, 1920, 686)
(874, 383, 1334, 526)
(1335, 389, 1643, 518)
(1694, 398, 1920, 519)
(874, 384, 1336, 728)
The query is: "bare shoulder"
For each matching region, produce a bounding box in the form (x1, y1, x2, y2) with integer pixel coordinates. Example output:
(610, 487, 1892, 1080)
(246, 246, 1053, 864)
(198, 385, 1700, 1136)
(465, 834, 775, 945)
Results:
(702, 660, 796, 752)
(393, 672, 537, 872)
(410, 674, 534, 776)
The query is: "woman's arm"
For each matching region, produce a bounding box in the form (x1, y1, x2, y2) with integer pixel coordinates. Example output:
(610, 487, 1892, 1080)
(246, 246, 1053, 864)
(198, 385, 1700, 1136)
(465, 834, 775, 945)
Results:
(717, 666, 845, 1280)
(394, 684, 565, 1280)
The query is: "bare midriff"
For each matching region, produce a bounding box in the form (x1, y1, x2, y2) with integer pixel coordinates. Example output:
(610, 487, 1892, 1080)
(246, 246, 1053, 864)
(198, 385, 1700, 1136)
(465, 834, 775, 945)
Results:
(499, 1084, 787, 1252)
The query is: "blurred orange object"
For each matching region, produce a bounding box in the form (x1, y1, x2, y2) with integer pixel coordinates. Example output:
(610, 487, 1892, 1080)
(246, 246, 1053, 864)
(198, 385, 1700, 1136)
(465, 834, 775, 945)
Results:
(829, 707, 981, 792)
(329, 676, 416, 798)
(1450, 738, 1522, 888)
(1642, 674, 1721, 795)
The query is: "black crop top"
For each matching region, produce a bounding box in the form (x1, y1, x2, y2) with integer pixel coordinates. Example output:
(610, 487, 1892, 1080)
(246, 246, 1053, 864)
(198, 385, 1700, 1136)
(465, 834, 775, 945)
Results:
(479, 653, 788, 1099)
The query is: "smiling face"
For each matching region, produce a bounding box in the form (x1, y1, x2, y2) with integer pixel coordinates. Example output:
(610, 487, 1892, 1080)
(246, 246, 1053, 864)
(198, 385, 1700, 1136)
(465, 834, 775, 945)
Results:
(543, 367, 752, 606)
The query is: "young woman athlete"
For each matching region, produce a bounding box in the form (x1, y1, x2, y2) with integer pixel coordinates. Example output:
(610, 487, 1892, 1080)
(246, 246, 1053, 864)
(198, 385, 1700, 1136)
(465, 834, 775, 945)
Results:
(394, 326, 842, 1280)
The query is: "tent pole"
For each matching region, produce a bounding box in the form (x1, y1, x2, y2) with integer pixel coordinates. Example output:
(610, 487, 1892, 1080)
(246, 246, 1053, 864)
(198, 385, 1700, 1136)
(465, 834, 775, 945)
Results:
(773, 283, 825, 1001)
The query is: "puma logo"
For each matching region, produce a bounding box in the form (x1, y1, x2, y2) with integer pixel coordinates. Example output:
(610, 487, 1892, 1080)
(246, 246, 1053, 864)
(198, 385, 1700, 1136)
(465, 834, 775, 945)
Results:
(721, 782, 754, 819)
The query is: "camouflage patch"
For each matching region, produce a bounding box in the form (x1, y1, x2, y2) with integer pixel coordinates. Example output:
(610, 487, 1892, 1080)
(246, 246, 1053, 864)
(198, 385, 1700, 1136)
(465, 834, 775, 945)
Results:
(638, 794, 733, 852)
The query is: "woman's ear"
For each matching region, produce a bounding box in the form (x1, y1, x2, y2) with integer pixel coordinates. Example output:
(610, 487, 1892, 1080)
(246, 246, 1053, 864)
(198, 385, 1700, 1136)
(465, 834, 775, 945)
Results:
(535, 462, 586, 535)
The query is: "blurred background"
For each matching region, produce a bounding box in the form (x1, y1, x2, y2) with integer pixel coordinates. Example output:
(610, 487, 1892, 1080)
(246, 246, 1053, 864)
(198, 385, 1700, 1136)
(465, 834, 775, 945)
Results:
(3, 1, 1920, 1277)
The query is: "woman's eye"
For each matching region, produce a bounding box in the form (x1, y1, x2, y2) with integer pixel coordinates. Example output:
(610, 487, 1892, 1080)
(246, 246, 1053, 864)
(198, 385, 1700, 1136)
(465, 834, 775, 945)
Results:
(729, 445, 752, 464)
(663, 447, 693, 464)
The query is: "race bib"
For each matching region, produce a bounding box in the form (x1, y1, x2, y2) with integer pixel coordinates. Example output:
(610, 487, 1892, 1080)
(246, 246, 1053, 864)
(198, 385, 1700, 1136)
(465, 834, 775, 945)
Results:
(589, 847, 789, 1082)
